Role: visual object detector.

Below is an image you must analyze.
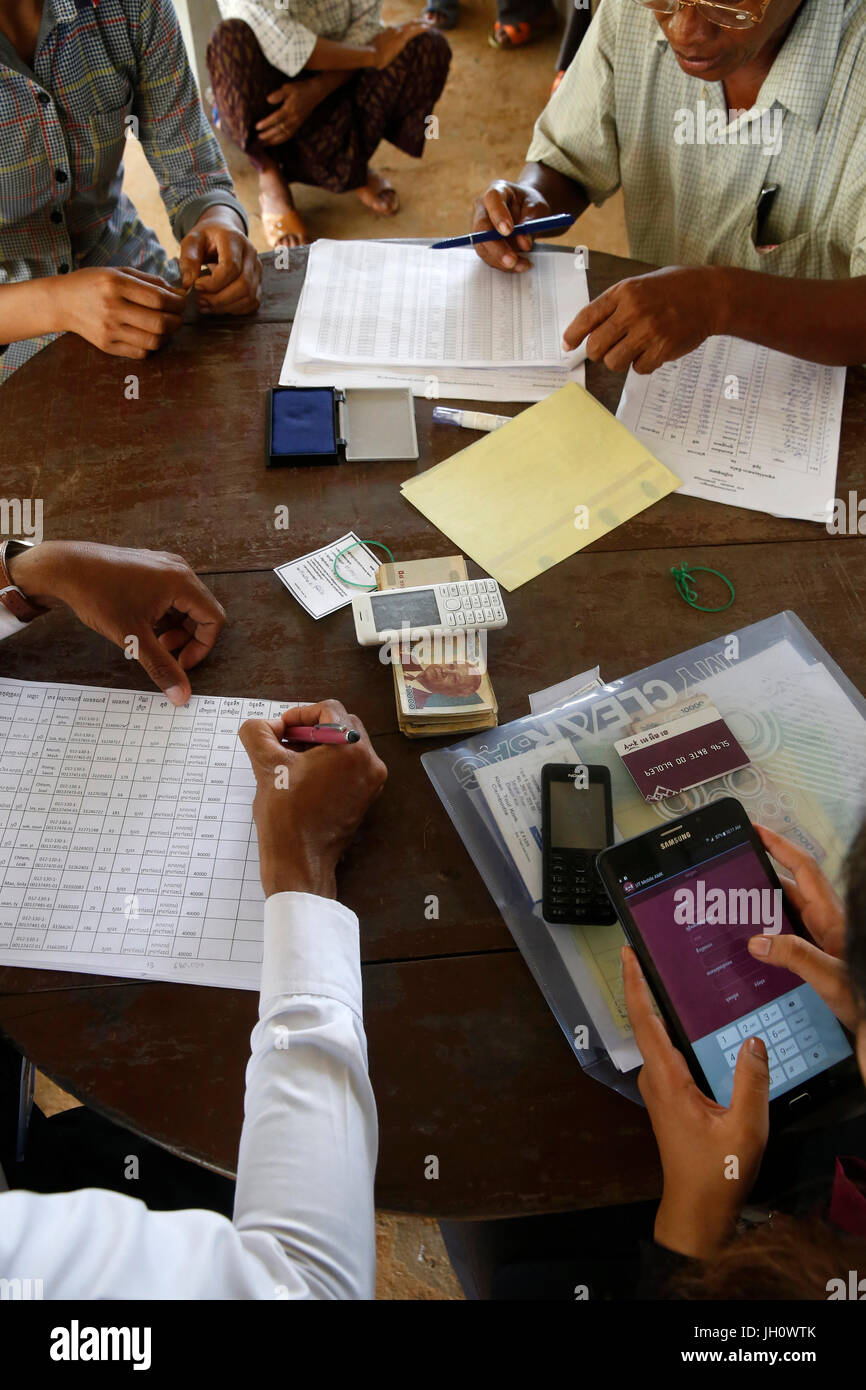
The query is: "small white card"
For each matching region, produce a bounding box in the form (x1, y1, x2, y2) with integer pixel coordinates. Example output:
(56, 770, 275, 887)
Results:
(274, 532, 380, 619)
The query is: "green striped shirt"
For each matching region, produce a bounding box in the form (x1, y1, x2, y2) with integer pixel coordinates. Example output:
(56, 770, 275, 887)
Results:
(526, 0, 866, 279)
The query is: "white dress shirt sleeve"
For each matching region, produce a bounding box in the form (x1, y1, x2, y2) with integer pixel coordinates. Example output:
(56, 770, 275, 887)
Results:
(0, 893, 378, 1299)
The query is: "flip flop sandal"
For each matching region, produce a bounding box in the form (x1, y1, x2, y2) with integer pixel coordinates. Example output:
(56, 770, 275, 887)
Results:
(489, 8, 558, 48)
(490, 21, 531, 48)
(422, 7, 458, 28)
(366, 187, 401, 215)
(260, 210, 304, 249)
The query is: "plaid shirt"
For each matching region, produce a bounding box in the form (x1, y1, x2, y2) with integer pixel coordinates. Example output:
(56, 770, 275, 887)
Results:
(216, 0, 383, 79)
(0, 0, 247, 384)
(528, 0, 866, 281)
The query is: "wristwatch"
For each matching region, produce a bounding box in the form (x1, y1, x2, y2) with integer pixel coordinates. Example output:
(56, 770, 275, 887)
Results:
(0, 540, 48, 623)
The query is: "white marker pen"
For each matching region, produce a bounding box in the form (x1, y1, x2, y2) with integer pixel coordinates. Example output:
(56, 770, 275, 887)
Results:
(432, 407, 513, 432)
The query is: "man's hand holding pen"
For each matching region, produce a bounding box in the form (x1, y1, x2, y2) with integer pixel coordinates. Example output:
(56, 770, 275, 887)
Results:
(240, 700, 388, 900)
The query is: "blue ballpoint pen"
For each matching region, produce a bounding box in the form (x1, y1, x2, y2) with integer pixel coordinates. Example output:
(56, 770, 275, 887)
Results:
(430, 213, 576, 251)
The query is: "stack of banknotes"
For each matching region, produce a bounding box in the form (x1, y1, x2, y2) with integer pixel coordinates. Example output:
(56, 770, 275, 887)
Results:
(376, 554, 499, 739)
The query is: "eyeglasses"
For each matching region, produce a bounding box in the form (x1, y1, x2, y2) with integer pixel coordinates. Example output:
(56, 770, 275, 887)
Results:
(630, 0, 771, 29)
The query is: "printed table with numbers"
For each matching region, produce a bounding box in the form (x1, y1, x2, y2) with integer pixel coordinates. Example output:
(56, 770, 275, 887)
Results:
(0, 681, 305, 986)
(1, 247, 866, 1216)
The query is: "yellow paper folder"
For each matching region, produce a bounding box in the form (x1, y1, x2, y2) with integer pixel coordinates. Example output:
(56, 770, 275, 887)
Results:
(400, 383, 681, 590)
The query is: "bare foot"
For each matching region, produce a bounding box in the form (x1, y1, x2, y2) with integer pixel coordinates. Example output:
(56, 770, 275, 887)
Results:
(355, 168, 400, 217)
(258, 166, 309, 248)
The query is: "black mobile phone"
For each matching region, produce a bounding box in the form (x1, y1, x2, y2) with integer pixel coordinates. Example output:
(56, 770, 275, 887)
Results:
(541, 764, 616, 926)
(596, 798, 858, 1126)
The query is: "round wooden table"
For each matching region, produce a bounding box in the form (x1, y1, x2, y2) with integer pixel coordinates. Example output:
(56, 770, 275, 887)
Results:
(2, 248, 865, 1216)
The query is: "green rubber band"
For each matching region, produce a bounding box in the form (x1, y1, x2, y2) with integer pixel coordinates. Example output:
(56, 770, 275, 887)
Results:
(670, 562, 735, 613)
(333, 540, 395, 590)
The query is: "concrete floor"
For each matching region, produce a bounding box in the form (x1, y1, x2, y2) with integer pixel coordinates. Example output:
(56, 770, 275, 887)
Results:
(123, 0, 627, 258)
(115, 0, 628, 1302)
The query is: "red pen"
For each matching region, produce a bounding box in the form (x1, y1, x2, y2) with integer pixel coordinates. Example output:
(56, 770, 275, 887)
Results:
(283, 723, 360, 745)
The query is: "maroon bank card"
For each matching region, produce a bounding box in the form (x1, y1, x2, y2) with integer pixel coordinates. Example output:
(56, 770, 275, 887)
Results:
(614, 703, 749, 803)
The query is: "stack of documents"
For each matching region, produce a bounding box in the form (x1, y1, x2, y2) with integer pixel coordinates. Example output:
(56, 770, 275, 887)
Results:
(280, 239, 590, 402)
(376, 555, 498, 738)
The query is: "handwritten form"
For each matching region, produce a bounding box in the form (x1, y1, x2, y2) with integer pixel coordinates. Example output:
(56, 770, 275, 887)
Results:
(0, 680, 302, 989)
(616, 337, 846, 522)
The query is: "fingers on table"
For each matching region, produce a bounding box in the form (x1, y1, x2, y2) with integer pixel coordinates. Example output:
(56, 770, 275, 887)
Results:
(566, 290, 619, 355)
(115, 301, 185, 348)
(198, 253, 262, 314)
(121, 273, 187, 315)
(135, 627, 190, 701)
(164, 578, 227, 668)
(194, 248, 244, 297)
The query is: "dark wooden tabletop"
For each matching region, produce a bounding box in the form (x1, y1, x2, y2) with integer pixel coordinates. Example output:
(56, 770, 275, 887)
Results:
(1, 247, 864, 1217)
